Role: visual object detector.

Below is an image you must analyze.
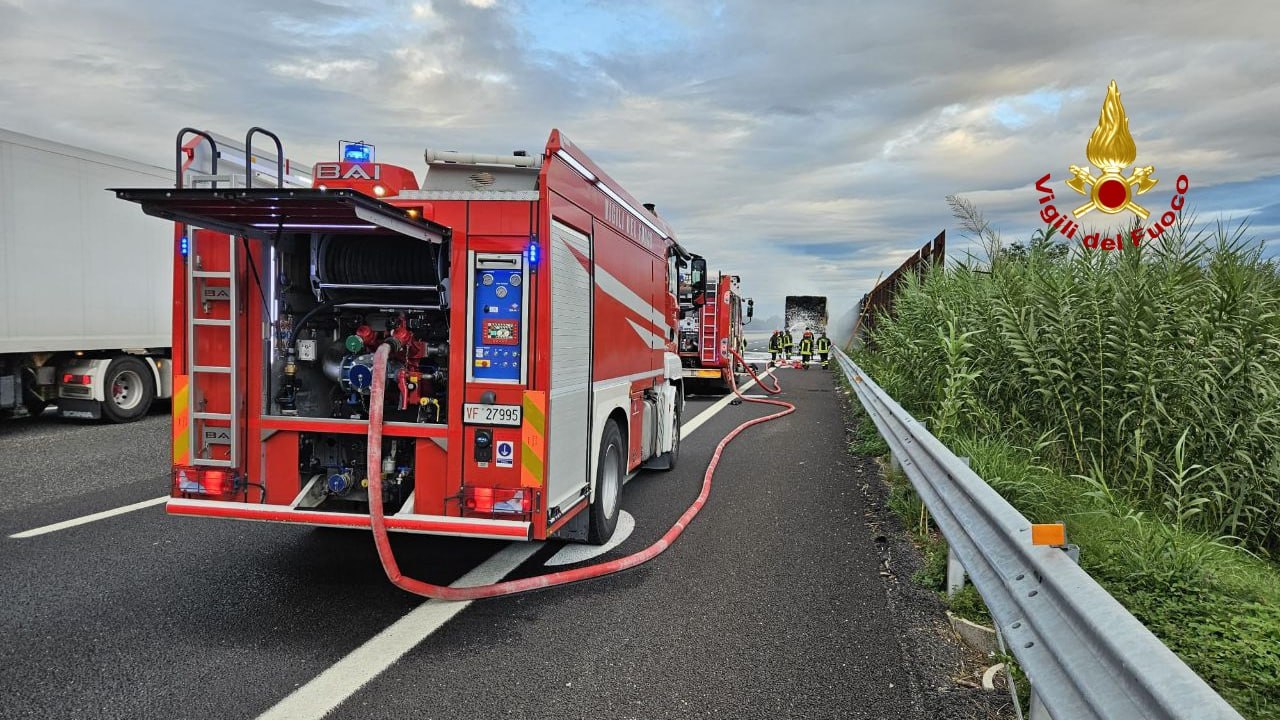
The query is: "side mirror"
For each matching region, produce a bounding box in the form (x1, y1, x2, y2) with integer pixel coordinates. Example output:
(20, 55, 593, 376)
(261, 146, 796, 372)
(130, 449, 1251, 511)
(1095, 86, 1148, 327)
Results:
(690, 257, 708, 307)
(745, 298, 754, 323)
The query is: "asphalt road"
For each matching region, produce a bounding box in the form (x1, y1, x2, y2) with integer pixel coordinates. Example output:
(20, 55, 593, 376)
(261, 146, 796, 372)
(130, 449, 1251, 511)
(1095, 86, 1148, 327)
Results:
(0, 369, 989, 720)
(0, 404, 169, 514)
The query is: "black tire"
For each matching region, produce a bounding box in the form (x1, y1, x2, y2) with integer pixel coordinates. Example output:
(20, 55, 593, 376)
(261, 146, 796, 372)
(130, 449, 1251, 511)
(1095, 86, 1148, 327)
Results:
(587, 420, 625, 545)
(656, 386, 682, 472)
(101, 355, 155, 423)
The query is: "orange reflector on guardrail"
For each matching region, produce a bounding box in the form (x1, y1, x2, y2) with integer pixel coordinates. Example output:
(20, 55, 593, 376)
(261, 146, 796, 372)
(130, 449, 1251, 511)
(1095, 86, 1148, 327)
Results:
(1031, 523, 1066, 546)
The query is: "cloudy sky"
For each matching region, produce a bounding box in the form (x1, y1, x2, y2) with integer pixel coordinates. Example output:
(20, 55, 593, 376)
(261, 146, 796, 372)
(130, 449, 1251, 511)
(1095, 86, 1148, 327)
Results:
(3, 0, 1278, 322)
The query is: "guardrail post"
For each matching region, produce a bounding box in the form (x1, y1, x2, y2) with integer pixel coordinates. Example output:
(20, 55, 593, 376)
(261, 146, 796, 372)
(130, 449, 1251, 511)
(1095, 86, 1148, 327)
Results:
(1029, 690, 1052, 720)
(945, 547, 966, 596)
(1063, 544, 1081, 564)
(1023, 533, 1080, 719)
(945, 459, 970, 597)
(888, 451, 903, 475)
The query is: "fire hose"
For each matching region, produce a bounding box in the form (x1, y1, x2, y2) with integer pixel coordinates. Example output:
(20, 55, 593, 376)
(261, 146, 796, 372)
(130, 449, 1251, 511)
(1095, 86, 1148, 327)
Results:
(366, 344, 792, 600)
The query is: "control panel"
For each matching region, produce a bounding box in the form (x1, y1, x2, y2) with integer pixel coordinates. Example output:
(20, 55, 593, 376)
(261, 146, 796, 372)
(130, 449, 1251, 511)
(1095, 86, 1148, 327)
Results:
(469, 253, 526, 383)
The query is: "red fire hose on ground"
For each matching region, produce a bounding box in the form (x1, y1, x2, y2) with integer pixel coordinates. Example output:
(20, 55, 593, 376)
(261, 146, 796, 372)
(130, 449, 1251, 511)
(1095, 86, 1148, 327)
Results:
(366, 345, 792, 601)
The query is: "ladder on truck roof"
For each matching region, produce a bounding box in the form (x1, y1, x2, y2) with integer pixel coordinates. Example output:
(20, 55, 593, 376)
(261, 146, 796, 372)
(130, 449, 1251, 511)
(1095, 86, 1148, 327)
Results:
(700, 277, 719, 365)
(176, 126, 313, 189)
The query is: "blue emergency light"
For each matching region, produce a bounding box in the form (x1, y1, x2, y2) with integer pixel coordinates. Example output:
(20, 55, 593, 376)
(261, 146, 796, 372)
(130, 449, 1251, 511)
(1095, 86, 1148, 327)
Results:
(179, 235, 190, 258)
(340, 140, 375, 163)
(525, 236, 540, 267)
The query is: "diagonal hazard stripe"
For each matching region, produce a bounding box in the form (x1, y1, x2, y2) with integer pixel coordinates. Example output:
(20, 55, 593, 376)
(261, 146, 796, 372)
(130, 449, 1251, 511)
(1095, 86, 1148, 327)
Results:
(173, 374, 190, 465)
(523, 391, 545, 433)
(521, 390, 546, 488)
(521, 423, 541, 456)
(521, 450, 544, 485)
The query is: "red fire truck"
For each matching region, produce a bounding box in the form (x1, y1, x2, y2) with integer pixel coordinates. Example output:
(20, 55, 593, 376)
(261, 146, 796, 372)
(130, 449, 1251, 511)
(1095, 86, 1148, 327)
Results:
(116, 127, 706, 545)
(678, 269, 753, 393)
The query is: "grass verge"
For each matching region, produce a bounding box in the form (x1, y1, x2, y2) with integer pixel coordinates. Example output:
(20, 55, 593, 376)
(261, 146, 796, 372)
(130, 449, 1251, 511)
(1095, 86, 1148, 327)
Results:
(846, 211, 1280, 717)
(848, 404, 1280, 717)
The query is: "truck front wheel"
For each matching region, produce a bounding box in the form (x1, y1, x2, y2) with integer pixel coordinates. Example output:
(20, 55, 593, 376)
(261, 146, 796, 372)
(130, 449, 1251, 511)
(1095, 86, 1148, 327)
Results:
(101, 356, 155, 423)
(587, 420, 624, 545)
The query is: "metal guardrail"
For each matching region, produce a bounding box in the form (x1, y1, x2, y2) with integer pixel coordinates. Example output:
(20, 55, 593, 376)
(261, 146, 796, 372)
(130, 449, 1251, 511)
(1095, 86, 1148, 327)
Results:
(833, 346, 1243, 720)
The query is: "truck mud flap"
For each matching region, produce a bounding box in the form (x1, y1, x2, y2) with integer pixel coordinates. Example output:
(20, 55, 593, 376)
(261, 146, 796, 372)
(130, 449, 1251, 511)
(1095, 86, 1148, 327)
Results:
(57, 398, 102, 420)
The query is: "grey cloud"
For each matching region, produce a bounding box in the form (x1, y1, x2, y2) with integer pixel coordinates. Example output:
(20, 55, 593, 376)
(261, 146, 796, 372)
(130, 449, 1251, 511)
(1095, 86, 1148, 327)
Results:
(3, 0, 1279, 321)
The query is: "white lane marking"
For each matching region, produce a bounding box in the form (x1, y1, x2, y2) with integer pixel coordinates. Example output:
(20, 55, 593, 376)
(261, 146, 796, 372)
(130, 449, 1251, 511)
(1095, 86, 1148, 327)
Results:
(9, 495, 168, 539)
(255, 541, 542, 720)
(680, 369, 772, 438)
(544, 511, 635, 566)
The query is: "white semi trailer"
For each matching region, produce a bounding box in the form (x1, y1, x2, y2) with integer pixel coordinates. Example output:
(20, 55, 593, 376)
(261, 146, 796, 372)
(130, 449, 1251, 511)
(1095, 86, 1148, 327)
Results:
(0, 128, 176, 421)
(0, 127, 310, 421)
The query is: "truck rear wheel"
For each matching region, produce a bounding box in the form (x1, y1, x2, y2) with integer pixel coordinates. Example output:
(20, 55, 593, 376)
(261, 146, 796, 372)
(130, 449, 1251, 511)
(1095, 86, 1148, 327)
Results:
(101, 355, 154, 423)
(587, 420, 624, 545)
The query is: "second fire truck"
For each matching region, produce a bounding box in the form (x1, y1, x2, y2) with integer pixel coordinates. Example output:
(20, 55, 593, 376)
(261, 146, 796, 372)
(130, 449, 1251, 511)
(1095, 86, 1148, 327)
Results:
(116, 127, 706, 545)
(678, 269, 753, 394)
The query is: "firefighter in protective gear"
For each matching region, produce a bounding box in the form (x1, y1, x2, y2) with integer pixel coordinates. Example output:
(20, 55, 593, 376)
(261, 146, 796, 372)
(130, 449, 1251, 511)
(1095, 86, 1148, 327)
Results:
(768, 331, 780, 362)
(816, 332, 831, 368)
(782, 329, 794, 359)
(798, 332, 814, 368)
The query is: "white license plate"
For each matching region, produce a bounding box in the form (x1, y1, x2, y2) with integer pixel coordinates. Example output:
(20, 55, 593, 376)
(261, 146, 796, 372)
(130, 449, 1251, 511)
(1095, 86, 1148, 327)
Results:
(462, 403, 522, 426)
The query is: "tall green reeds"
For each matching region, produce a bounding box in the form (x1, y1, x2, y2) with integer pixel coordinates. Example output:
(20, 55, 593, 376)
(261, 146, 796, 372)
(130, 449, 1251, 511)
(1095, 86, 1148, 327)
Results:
(865, 205, 1280, 556)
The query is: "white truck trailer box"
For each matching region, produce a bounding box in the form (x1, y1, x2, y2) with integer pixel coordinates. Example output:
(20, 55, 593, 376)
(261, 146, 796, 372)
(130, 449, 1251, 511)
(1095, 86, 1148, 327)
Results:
(0, 128, 172, 421)
(1, 127, 313, 422)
